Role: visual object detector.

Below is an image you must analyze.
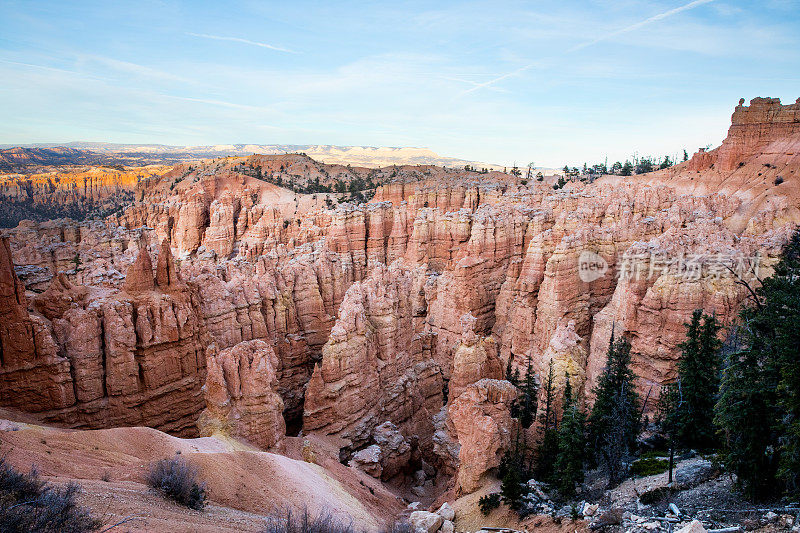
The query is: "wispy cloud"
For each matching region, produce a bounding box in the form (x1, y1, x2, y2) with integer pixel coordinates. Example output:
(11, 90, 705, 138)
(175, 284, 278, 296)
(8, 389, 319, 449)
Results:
(186, 32, 297, 54)
(461, 0, 716, 95)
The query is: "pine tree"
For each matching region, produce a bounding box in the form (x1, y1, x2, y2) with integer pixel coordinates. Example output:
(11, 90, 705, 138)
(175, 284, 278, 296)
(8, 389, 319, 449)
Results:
(668, 310, 722, 450)
(588, 336, 640, 487)
(499, 432, 527, 511)
(500, 462, 524, 511)
(519, 355, 539, 429)
(535, 360, 559, 482)
(554, 374, 586, 497)
(715, 229, 800, 499)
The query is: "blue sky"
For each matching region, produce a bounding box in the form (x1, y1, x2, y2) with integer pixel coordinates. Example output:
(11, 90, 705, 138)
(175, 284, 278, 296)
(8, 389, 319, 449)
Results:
(1, 0, 798, 167)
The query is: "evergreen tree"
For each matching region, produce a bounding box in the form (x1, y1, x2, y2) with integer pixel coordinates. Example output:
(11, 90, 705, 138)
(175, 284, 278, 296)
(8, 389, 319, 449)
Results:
(535, 360, 559, 483)
(499, 432, 527, 510)
(588, 336, 640, 487)
(554, 374, 586, 497)
(620, 161, 633, 176)
(668, 310, 722, 450)
(519, 355, 539, 429)
(715, 229, 800, 499)
(500, 462, 524, 511)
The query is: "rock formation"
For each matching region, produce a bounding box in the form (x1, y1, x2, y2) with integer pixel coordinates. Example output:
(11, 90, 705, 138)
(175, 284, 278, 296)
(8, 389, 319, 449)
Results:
(199, 339, 285, 450)
(0, 97, 798, 502)
(446, 379, 519, 494)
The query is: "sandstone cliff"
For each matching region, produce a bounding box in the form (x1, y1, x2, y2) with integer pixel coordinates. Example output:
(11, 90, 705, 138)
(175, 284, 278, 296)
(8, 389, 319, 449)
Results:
(0, 97, 798, 501)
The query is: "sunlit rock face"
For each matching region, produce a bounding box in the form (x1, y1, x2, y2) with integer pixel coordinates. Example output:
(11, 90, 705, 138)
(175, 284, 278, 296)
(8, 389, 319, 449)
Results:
(0, 98, 798, 495)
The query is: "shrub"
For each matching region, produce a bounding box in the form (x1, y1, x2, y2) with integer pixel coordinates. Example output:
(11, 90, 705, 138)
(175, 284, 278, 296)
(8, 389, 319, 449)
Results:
(629, 458, 669, 477)
(639, 450, 669, 460)
(638, 486, 673, 505)
(147, 457, 206, 510)
(0, 457, 101, 532)
(262, 507, 358, 533)
(775, 176, 784, 185)
(478, 492, 501, 515)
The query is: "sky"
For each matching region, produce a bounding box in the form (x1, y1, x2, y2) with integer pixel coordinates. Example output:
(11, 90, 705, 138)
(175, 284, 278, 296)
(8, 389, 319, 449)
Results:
(1, 0, 798, 168)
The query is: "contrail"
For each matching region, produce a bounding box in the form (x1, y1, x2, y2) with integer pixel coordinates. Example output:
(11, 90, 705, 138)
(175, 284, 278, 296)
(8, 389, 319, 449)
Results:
(186, 32, 297, 54)
(461, 0, 715, 95)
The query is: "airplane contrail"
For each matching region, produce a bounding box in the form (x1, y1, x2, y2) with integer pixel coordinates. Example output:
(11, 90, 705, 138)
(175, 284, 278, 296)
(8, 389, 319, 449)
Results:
(186, 32, 298, 54)
(460, 0, 715, 95)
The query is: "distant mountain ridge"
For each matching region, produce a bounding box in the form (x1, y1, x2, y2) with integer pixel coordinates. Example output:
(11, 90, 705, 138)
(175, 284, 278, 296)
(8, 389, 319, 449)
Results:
(0, 142, 502, 170)
(0, 146, 113, 172)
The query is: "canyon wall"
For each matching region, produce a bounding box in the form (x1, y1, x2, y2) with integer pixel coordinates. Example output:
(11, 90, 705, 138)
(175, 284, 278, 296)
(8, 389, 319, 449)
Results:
(0, 97, 798, 494)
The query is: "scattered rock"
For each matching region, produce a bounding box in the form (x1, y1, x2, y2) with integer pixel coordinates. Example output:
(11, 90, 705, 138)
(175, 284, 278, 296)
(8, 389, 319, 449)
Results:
(675, 460, 717, 487)
(675, 520, 706, 533)
(583, 503, 600, 517)
(436, 502, 455, 521)
(408, 510, 443, 533)
(590, 508, 624, 530)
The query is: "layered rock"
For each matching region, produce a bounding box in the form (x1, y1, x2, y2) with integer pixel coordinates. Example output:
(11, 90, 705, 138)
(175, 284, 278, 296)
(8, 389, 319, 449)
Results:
(199, 339, 285, 450)
(0, 237, 74, 411)
(446, 379, 519, 495)
(304, 263, 444, 455)
(448, 313, 503, 401)
(0, 98, 798, 505)
(0, 239, 210, 435)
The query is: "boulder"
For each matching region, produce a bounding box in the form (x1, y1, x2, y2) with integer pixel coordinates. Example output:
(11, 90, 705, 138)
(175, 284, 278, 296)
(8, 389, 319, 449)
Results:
(436, 502, 455, 521)
(675, 520, 706, 533)
(408, 510, 443, 533)
(675, 459, 716, 487)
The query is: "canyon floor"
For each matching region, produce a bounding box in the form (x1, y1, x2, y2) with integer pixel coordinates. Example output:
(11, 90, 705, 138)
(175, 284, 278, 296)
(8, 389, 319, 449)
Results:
(0, 96, 799, 531)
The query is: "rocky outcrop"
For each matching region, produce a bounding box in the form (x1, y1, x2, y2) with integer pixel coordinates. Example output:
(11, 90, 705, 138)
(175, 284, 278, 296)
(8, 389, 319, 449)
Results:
(0, 237, 74, 412)
(448, 313, 503, 401)
(690, 98, 800, 171)
(0, 239, 210, 435)
(303, 263, 444, 453)
(199, 339, 285, 450)
(446, 379, 519, 495)
(0, 98, 798, 507)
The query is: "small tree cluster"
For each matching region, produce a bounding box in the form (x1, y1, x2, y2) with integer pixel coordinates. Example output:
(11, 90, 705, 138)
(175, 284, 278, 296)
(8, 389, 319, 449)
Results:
(588, 335, 641, 487)
(715, 228, 800, 500)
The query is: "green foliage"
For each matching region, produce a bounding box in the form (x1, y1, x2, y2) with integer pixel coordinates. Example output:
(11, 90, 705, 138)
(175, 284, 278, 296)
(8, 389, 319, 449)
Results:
(588, 335, 641, 487)
(500, 462, 525, 511)
(666, 310, 722, 451)
(629, 458, 669, 477)
(535, 360, 560, 483)
(635, 157, 654, 174)
(518, 355, 539, 429)
(553, 375, 586, 497)
(535, 429, 559, 484)
(620, 161, 633, 176)
(639, 486, 674, 505)
(639, 450, 669, 460)
(478, 493, 501, 515)
(715, 228, 800, 500)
